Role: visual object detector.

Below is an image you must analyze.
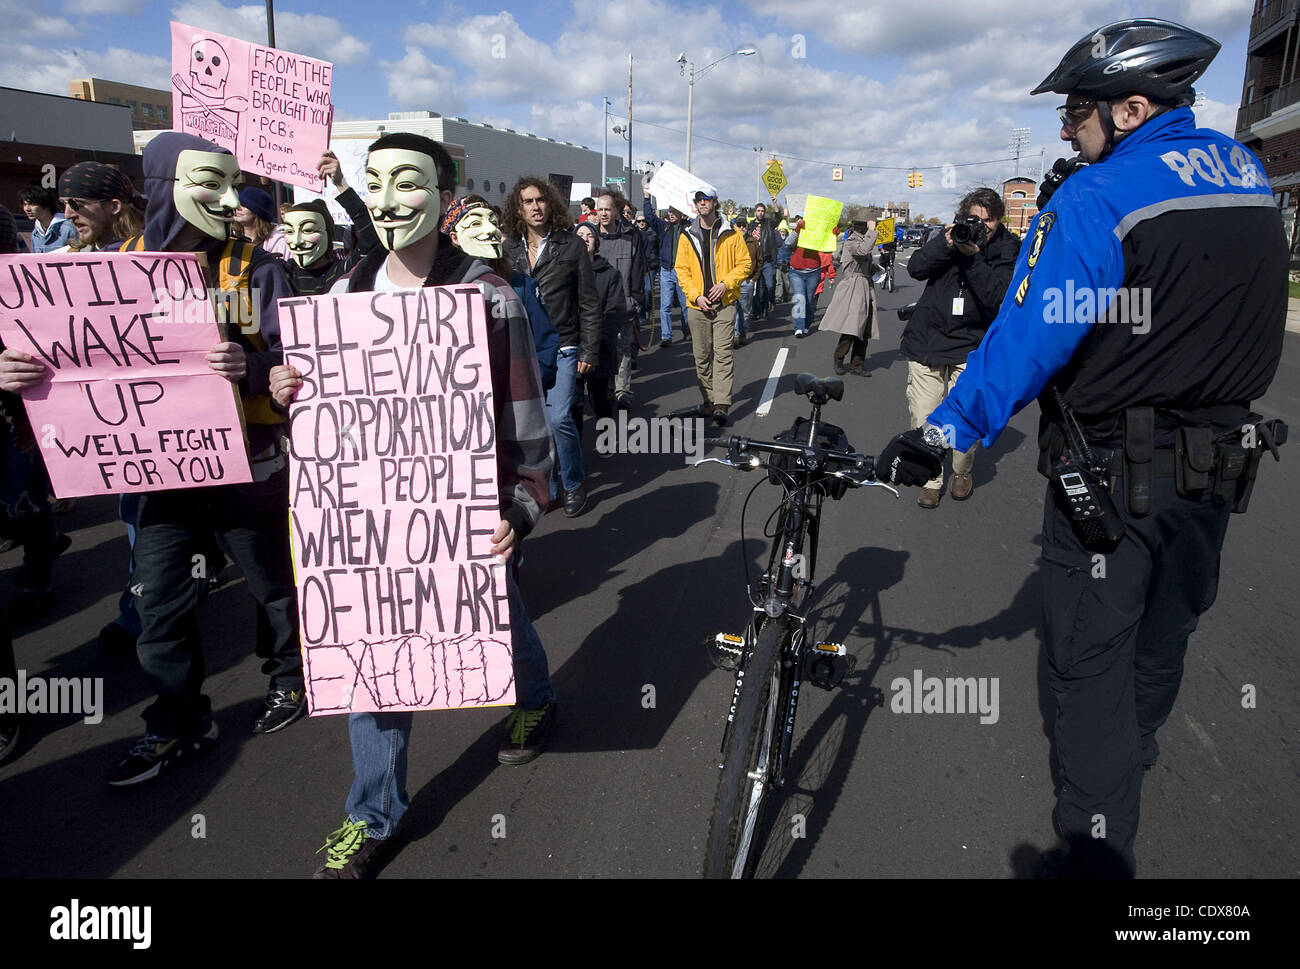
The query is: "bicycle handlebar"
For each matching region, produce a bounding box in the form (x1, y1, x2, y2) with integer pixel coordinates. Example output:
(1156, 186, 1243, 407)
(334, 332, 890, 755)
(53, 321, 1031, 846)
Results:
(702, 434, 878, 485)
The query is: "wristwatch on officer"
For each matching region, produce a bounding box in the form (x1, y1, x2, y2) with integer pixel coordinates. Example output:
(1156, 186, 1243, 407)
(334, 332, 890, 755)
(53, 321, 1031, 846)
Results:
(922, 423, 950, 451)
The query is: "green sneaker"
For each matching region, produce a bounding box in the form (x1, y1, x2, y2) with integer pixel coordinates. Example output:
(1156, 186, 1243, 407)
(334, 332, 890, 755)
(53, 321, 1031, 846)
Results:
(498, 702, 556, 766)
(313, 819, 386, 879)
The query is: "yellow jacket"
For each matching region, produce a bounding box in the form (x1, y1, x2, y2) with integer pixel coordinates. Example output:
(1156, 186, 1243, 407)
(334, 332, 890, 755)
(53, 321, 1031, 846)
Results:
(675, 220, 752, 309)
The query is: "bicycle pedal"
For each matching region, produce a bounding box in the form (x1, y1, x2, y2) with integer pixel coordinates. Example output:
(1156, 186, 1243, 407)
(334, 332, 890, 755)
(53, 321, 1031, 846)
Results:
(804, 642, 851, 690)
(709, 632, 745, 671)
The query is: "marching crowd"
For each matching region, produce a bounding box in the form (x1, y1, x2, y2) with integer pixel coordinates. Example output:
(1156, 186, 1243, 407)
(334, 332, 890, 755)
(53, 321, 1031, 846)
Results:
(0, 15, 1288, 883)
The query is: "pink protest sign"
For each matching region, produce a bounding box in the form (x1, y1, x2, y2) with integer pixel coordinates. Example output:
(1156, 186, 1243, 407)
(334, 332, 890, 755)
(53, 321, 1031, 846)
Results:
(170, 21, 333, 191)
(0, 252, 253, 498)
(281, 284, 514, 716)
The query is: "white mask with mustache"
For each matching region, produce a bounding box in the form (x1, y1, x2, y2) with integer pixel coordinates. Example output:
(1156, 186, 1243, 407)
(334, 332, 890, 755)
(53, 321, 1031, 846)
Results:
(365, 148, 441, 250)
(283, 210, 330, 268)
(454, 205, 503, 259)
(173, 149, 240, 241)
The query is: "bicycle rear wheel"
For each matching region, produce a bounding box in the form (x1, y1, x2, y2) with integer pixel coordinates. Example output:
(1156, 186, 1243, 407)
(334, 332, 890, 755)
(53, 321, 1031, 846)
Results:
(703, 620, 787, 878)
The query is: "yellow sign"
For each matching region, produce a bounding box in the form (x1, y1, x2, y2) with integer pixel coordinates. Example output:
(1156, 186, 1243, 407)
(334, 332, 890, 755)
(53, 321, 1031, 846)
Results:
(798, 195, 843, 252)
(762, 159, 787, 200)
(874, 217, 895, 245)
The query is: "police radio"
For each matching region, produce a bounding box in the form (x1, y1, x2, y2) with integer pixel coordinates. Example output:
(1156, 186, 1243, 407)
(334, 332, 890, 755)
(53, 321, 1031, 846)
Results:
(1049, 386, 1125, 551)
(1051, 454, 1125, 550)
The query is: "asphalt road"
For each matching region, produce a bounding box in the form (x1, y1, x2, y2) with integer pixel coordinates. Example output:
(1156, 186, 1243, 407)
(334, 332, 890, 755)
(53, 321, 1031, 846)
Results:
(3, 248, 1297, 880)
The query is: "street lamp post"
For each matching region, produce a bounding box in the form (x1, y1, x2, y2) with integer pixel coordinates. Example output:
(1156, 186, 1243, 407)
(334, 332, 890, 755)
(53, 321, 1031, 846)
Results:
(678, 46, 756, 172)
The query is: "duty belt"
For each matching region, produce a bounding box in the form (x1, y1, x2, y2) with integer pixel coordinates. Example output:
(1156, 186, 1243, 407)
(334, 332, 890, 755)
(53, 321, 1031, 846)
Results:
(1040, 406, 1287, 516)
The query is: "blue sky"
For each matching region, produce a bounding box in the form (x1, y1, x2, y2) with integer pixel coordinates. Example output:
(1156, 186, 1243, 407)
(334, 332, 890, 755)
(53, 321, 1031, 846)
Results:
(2, 0, 1256, 216)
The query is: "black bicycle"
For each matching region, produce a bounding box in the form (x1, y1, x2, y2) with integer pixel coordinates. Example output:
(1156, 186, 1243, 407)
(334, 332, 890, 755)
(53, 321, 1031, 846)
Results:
(696, 373, 897, 878)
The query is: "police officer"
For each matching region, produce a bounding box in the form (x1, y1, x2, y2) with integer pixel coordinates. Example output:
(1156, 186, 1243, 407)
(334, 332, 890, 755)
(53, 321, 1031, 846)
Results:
(877, 18, 1287, 877)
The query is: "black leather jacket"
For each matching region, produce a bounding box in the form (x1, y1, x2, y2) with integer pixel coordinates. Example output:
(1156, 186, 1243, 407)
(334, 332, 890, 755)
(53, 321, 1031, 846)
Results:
(505, 228, 602, 367)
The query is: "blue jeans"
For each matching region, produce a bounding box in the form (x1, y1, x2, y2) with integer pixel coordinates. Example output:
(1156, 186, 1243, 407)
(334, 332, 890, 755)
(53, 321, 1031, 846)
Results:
(545, 348, 584, 495)
(735, 280, 756, 335)
(344, 563, 552, 839)
(790, 267, 822, 333)
(659, 267, 688, 340)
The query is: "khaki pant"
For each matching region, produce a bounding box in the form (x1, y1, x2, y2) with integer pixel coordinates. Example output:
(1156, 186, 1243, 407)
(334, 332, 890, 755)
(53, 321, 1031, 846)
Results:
(906, 359, 977, 489)
(687, 304, 736, 407)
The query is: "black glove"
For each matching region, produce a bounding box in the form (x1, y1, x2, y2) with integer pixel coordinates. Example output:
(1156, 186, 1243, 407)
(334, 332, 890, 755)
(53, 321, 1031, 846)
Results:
(877, 428, 946, 486)
(1036, 157, 1088, 209)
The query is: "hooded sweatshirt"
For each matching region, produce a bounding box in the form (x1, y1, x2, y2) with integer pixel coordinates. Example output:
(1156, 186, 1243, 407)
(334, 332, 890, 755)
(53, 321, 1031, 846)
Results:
(141, 132, 293, 459)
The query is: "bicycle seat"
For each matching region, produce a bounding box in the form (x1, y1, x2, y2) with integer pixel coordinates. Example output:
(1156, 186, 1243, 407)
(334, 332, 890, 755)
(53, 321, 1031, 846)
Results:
(794, 372, 844, 403)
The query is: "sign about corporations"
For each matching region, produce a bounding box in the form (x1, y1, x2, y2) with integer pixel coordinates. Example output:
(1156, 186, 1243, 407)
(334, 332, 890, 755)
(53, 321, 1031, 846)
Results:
(647, 160, 717, 217)
(170, 21, 333, 191)
(784, 193, 808, 220)
(798, 195, 844, 252)
(0, 252, 253, 497)
(281, 284, 515, 716)
(875, 217, 896, 245)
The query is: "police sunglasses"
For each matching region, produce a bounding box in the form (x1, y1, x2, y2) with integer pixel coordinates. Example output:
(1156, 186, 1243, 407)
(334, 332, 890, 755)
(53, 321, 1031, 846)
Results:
(1056, 100, 1097, 128)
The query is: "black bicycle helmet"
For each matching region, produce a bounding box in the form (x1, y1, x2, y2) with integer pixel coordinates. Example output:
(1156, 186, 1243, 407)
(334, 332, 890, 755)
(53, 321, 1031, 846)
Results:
(1031, 18, 1220, 106)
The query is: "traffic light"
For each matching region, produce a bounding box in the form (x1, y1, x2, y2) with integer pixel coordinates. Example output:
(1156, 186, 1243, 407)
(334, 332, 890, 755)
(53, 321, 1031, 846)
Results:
(907, 170, 923, 188)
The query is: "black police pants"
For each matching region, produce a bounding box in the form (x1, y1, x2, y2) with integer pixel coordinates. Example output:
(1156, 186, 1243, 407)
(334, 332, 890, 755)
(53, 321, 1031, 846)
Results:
(1039, 472, 1232, 876)
(132, 467, 300, 739)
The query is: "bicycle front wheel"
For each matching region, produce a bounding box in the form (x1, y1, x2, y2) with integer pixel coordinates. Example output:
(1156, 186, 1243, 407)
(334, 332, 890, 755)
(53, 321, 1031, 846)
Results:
(703, 620, 787, 879)
(634, 315, 660, 351)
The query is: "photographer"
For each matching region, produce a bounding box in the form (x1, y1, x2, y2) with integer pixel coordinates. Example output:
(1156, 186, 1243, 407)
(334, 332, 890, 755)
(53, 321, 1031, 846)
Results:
(902, 187, 1020, 507)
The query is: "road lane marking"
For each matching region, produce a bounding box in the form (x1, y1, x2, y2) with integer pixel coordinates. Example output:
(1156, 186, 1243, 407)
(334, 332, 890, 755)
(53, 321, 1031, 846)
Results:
(756, 348, 788, 418)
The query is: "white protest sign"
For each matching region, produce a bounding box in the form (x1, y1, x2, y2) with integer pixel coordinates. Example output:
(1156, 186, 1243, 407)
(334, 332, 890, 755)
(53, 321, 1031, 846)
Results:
(647, 160, 717, 217)
(291, 138, 371, 226)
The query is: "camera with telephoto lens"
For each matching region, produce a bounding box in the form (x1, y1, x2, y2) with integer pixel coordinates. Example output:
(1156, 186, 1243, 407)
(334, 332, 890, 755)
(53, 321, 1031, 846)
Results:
(950, 215, 987, 247)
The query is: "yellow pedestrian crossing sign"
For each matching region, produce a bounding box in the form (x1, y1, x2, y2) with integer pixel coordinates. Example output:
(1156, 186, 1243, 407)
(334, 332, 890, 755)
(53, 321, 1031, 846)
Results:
(762, 159, 787, 200)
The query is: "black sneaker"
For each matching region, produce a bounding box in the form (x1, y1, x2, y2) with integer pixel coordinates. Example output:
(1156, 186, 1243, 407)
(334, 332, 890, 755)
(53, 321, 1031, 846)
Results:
(98, 620, 138, 653)
(661, 337, 673, 348)
(498, 703, 556, 765)
(107, 723, 218, 787)
(313, 819, 390, 879)
(563, 486, 587, 518)
(252, 688, 308, 734)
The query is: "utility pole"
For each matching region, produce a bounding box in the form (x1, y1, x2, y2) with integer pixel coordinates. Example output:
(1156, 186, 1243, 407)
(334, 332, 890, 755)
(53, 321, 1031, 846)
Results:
(602, 97, 610, 188)
(685, 62, 694, 172)
(627, 55, 633, 187)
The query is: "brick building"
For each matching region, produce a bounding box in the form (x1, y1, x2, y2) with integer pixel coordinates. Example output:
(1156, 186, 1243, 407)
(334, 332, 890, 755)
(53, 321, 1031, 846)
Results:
(70, 78, 173, 131)
(1002, 176, 1038, 236)
(1236, 0, 1300, 259)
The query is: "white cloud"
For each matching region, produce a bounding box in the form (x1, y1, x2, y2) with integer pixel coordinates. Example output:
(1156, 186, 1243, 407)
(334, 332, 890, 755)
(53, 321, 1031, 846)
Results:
(1194, 96, 1239, 136)
(381, 46, 465, 114)
(1, 0, 76, 38)
(0, 42, 171, 95)
(171, 0, 370, 65)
